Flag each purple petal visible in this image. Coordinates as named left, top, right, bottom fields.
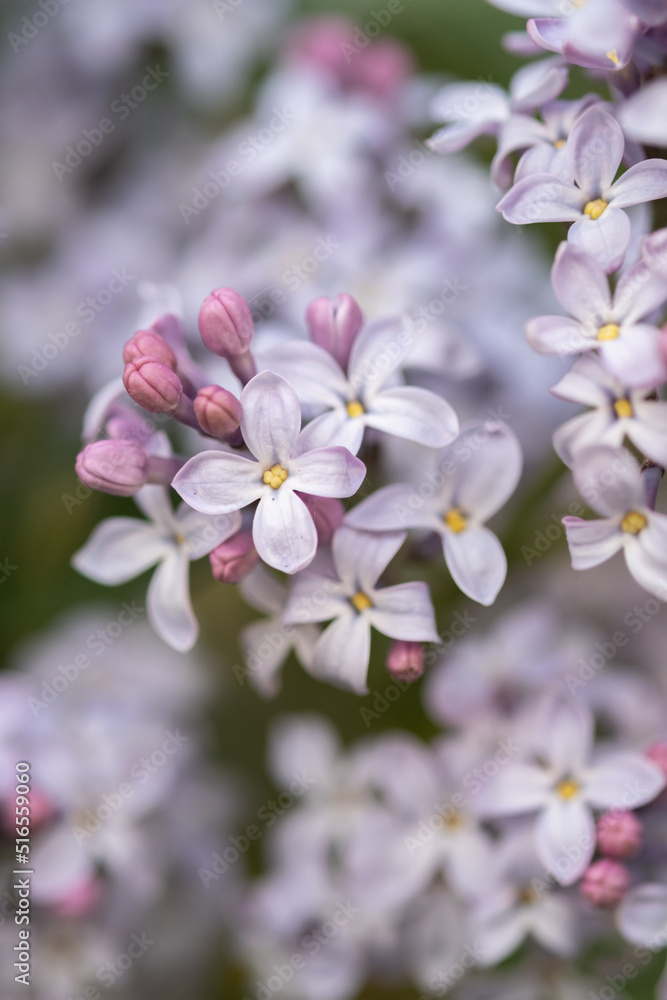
left=283, top=573, right=348, bottom=625
left=628, top=401, right=667, bottom=465
left=258, top=341, right=347, bottom=408
left=551, top=241, right=610, bottom=321
left=348, top=317, right=413, bottom=400
left=600, top=324, right=665, bottom=388
left=567, top=106, right=624, bottom=196
left=624, top=516, right=667, bottom=597
left=527, top=17, right=568, bottom=55
left=610, top=159, right=667, bottom=209
left=253, top=489, right=318, bottom=575
left=368, top=582, right=439, bottom=642
left=550, top=355, right=618, bottom=407
left=553, top=410, right=617, bottom=468
left=572, top=444, right=644, bottom=515
left=72, top=518, right=169, bottom=585
left=312, top=612, right=371, bottom=694
left=526, top=315, right=593, bottom=356
left=619, top=78, right=667, bottom=146
left=614, top=258, right=667, bottom=324
left=509, top=57, right=569, bottom=112
left=497, top=173, right=582, bottom=224
left=364, top=386, right=459, bottom=448
left=288, top=446, right=366, bottom=498
left=584, top=753, right=665, bottom=809
left=172, top=451, right=263, bottom=514
left=563, top=516, right=624, bottom=568
left=450, top=421, right=523, bottom=523
left=296, top=408, right=365, bottom=455
left=443, top=526, right=507, bottom=606
left=333, top=525, right=407, bottom=593
left=345, top=483, right=444, bottom=534
left=567, top=205, right=631, bottom=274
left=240, top=370, right=302, bottom=466
left=176, top=506, right=242, bottom=560
left=430, top=82, right=509, bottom=126
left=147, top=548, right=198, bottom=651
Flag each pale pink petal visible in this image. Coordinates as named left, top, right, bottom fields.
left=600, top=324, right=665, bottom=388
left=497, top=173, right=582, bottom=224
left=348, top=317, right=412, bottom=400
left=571, top=444, right=643, bottom=515
left=443, top=526, right=507, bottom=606
left=172, top=451, right=264, bottom=514
left=288, top=446, right=365, bottom=497
left=568, top=205, right=631, bottom=274
left=526, top=315, right=593, bottom=355
left=333, top=525, right=407, bottom=592
left=177, top=506, right=242, bottom=560
left=368, top=582, right=439, bottom=642
left=364, top=386, right=459, bottom=448
left=253, top=488, right=318, bottom=574
left=583, top=753, right=665, bottom=809
left=346, top=483, right=444, bottom=533
left=610, top=159, right=667, bottom=209
left=240, top=370, right=302, bottom=466
left=564, top=516, right=624, bottom=568
left=550, top=241, right=610, bottom=321
left=567, top=106, right=624, bottom=196
left=147, top=548, right=197, bottom=651
left=296, top=408, right=365, bottom=455
left=312, top=611, right=371, bottom=694
left=535, top=798, right=595, bottom=885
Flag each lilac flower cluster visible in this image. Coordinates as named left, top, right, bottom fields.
left=238, top=604, right=667, bottom=999
left=72, top=283, right=523, bottom=694
left=429, top=0, right=667, bottom=602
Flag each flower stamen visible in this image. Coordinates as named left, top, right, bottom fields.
left=351, top=591, right=372, bottom=612
left=584, top=199, right=608, bottom=220
left=597, top=323, right=620, bottom=341
left=555, top=778, right=580, bottom=800
left=614, top=398, right=633, bottom=419
left=347, top=401, right=364, bottom=418
left=263, top=464, right=289, bottom=489
left=621, top=510, right=647, bottom=535
left=444, top=508, right=467, bottom=533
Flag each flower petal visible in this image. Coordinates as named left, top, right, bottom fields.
left=526, top=315, right=592, bottom=356
left=368, top=582, right=439, bottom=642
left=624, top=517, right=667, bottom=597
left=451, top=421, right=523, bottom=523
left=348, top=317, right=413, bottom=400
left=535, top=799, right=595, bottom=885
left=253, top=488, right=318, bottom=575
left=346, top=483, right=444, bottom=533
left=296, top=408, right=365, bottom=455
left=240, top=370, right=302, bottom=466
left=600, top=323, right=664, bottom=388
left=617, top=883, right=667, bottom=948
left=550, top=241, right=611, bottom=321
left=443, top=526, right=507, bottom=606
left=176, top=505, right=242, bottom=559
left=476, top=763, right=553, bottom=817
left=72, top=518, right=169, bottom=585
left=172, top=451, right=264, bottom=514
left=567, top=205, right=631, bottom=275
left=567, top=106, right=624, bottom=197
left=257, top=341, right=347, bottom=407
left=610, top=159, right=667, bottom=209
left=364, top=386, right=459, bottom=448
left=312, top=612, right=371, bottom=694
left=497, top=174, right=582, bottom=224
left=147, top=548, right=198, bottom=651
left=584, top=753, right=665, bottom=809
left=563, top=515, right=624, bottom=568
left=571, top=444, right=644, bottom=515
left=333, top=525, right=407, bottom=593
left=288, top=446, right=366, bottom=498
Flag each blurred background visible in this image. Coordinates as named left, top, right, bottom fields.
left=2, top=0, right=665, bottom=997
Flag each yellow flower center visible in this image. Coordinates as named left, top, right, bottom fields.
left=263, top=464, right=289, bottom=490
left=351, top=591, right=372, bottom=613
left=518, top=886, right=538, bottom=906
left=347, top=401, right=364, bottom=418
left=621, top=510, right=647, bottom=535
left=584, top=199, right=609, bottom=221
left=444, top=809, right=462, bottom=830
left=607, top=48, right=620, bottom=65
left=444, top=508, right=467, bottom=533
left=597, top=323, right=620, bottom=342
left=555, top=778, right=580, bottom=800
left=614, top=398, right=633, bottom=419
left=554, top=138, right=566, bottom=150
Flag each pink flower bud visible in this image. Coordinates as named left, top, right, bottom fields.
left=123, top=329, right=177, bottom=369
left=306, top=294, right=363, bottom=370
left=647, top=741, right=667, bottom=776
left=76, top=440, right=149, bottom=496
left=2, top=788, right=53, bottom=834
left=194, top=385, right=243, bottom=438
left=210, top=531, right=258, bottom=584
left=198, top=288, right=254, bottom=358
left=54, top=877, right=102, bottom=917
left=285, top=16, right=357, bottom=81
left=348, top=40, right=414, bottom=100
left=387, top=640, right=424, bottom=682
left=299, top=495, right=344, bottom=545
left=597, top=810, right=642, bottom=858
left=581, top=859, right=630, bottom=907
left=123, top=355, right=183, bottom=414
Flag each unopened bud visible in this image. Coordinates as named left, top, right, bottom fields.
left=123, top=329, right=177, bottom=369
left=597, top=810, right=642, bottom=858
left=198, top=288, right=254, bottom=358
left=580, top=859, right=630, bottom=907
left=646, top=741, right=667, bottom=776
left=306, top=293, right=363, bottom=370
left=210, top=531, right=258, bottom=584
left=54, top=878, right=102, bottom=918
left=348, top=40, right=414, bottom=99
left=194, top=385, right=243, bottom=438
left=123, top=355, right=183, bottom=414
left=386, top=640, right=424, bottom=682
left=299, top=495, right=344, bottom=545
left=76, top=440, right=149, bottom=496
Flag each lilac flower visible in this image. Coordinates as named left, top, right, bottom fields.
left=346, top=421, right=523, bottom=606
left=527, top=242, right=667, bottom=386
left=487, top=0, right=642, bottom=70
left=468, top=828, right=577, bottom=964
left=551, top=353, right=667, bottom=467
left=477, top=696, right=665, bottom=884
left=617, top=882, right=667, bottom=950
left=563, top=444, right=667, bottom=597
left=258, top=318, right=459, bottom=456
left=172, top=371, right=366, bottom=575
left=72, top=485, right=240, bottom=651
left=427, top=57, right=568, bottom=173
left=619, top=78, right=667, bottom=148
left=282, top=527, right=438, bottom=694
left=498, top=106, right=667, bottom=273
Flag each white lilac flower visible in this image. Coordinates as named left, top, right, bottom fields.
left=468, top=826, right=577, bottom=965
left=563, top=444, right=667, bottom=597
left=172, top=371, right=366, bottom=575
left=486, top=0, right=643, bottom=70
left=258, top=316, right=459, bottom=456
left=477, top=696, right=665, bottom=884
left=238, top=564, right=321, bottom=697
left=498, top=105, right=667, bottom=273
left=282, top=527, right=438, bottom=694
left=527, top=241, right=667, bottom=387
left=346, top=421, right=523, bottom=606
left=616, top=882, right=667, bottom=998
left=73, top=485, right=240, bottom=651
left=550, top=353, right=667, bottom=467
